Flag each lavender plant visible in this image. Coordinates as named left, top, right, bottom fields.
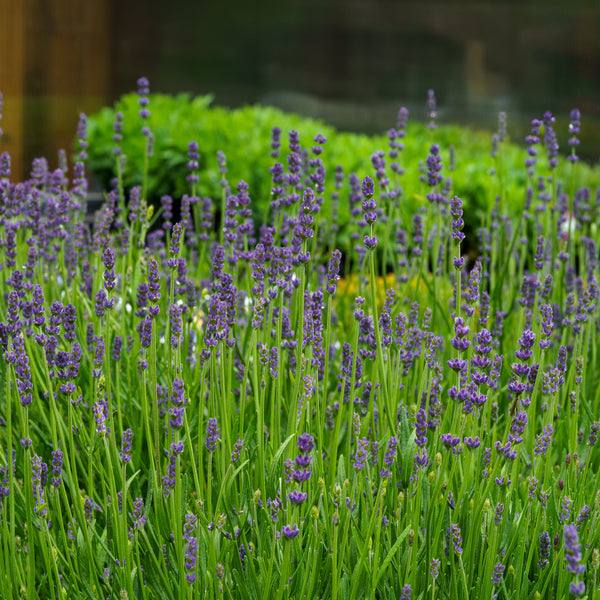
left=0, top=82, right=599, bottom=600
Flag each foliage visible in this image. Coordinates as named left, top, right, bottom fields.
left=0, top=88, right=599, bottom=599
left=86, top=93, right=597, bottom=245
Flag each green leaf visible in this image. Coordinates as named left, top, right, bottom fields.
left=374, top=526, right=411, bottom=587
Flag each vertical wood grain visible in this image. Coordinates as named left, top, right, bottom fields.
left=0, top=0, right=26, bottom=180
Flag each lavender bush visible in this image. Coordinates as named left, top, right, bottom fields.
left=0, top=83, right=599, bottom=600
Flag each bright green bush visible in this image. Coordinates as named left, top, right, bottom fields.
left=87, top=93, right=597, bottom=245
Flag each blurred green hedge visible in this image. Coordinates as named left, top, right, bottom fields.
left=86, top=93, right=597, bottom=241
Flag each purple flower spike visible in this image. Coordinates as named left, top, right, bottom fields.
left=364, top=235, right=378, bottom=250
left=446, top=523, right=463, bottom=555
left=533, top=424, right=553, bottom=456
left=353, top=437, right=369, bottom=471
left=491, top=562, right=505, bottom=585
left=568, top=109, right=580, bottom=163
left=570, top=582, right=586, bottom=596
left=426, top=144, right=443, bottom=203
left=51, top=445, right=63, bottom=487
left=169, top=304, right=183, bottom=348
left=538, top=531, right=551, bottom=568
left=326, top=249, right=342, bottom=295
left=137, top=77, right=151, bottom=135
left=564, top=524, right=586, bottom=575
left=120, top=429, right=133, bottom=464
left=205, top=418, right=220, bottom=451
left=288, top=489, right=308, bottom=505
left=31, top=454, right=47, bottom=518
left=362, top=176, right=375, bottom=199
left=297, top=433, right=315, bottom=454
left=130, top=498, right=146, bottom=530
left=281, top=524, right=300, bottom=539
left=231, top=438, right=243, bottom=463
left=450, top=196, right=465, bottom=243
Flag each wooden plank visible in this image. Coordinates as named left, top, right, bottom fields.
left=0, top=0, right=26, bottom=181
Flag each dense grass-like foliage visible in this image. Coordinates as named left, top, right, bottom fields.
left=1, top=83, right=600, bottom=600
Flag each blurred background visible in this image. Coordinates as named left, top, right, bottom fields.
left=1, top=0, right=599, bottom=181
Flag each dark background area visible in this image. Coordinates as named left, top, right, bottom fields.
left=1, top=0, right=599, bottom=181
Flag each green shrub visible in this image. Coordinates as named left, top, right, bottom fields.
left=87, top=93, right=597, bottom=243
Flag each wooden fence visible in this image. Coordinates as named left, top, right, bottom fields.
left=0, top=0, right=110, bottom=181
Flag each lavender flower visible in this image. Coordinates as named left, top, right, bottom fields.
left=270, top=126, right=281, bottom=158
left=361, top=176, right=378, bottom=250
left=564, top=524, right=586, bottom=576
left=169, top=304, right=183, bottom=348
left=31, top=454, right=47, bottom=518
left=93, top=400, right=109, bottom=437
left=120, top=429, right=133, bottom=464
left=130, top=498, right=146, bottom=530
left=292, top=433, right=314, bottom=483
left=570, top=582, right=586, bottom=596
left=84, top=497, right=101, bottom=523
left=137, top=77, right=151, bottom=136
left=450, top=317, right=470, bottom=352
left=162, top=441, right=184, bottom=497
left=113, top=111, right=123, bottom=155
left=5, top=333, right=33, bottom=406
left=568, top=109, right=580, bottom=163
left=281, top=524, right=300, bottom=539
left=51, top=445, right=63, bottom=487
left=450, top=196, right=465, bottom=243
left=288, top=490, right=308, bottom=505
left=231, top=438, right=243, bottom=463
left=446, top=523, right=463, bottom=555
left=353, top=437, right=369, bottom=471
left=538, top=531, right=551, bottom=567
left=494, top=503, right=504, bottom=525
left=430, top=558, right=440, bottom=579
left=588, top=422, right=599, bottom=445
left=515, top=329, right=536, bottom=361
left=543, top=111, right=559, bottom=170
left=102, top=247, right=117, bottom=291
left=426, top=145, right=443, bottom=203
left=533, top=424, right=553, bottom=456
left=184, top=513, right=198, bottom=583
left=380, top=436, right=397, bottom=478
left=326, top=249, right=342, bottom=295
left=575, top=506, right=591, bottom=530
left=187, top=141, right=200, bottom=186
left=491, top=562, right=505, bottom=585
left=205, top=418, right=220, bottom=451
left=525, top=118, right=542, bottom=175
